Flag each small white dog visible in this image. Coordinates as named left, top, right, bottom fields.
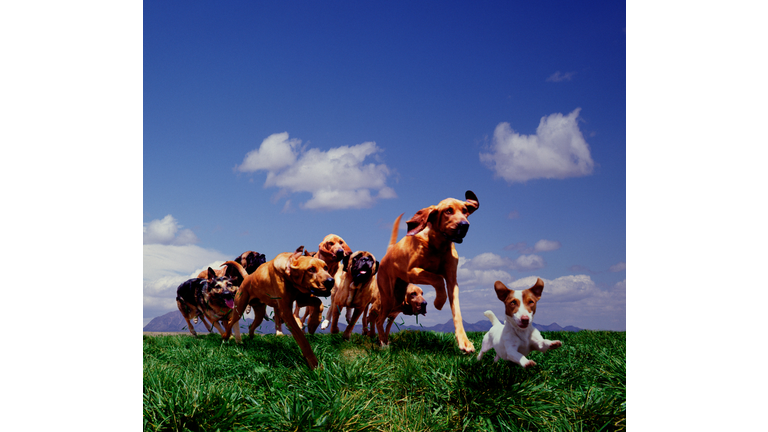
left=477, top=278, right=562, bottom=368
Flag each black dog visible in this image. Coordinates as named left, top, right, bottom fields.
left=176, top=268, right=237, bottom=336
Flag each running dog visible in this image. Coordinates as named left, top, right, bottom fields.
left=367, top=282, right=427, bottom=341
left=278, top=234, right=351, bottom=336
left=221, top=246, right=335, bottom=370
left=322, top=250, right=379, bottom=339
left=477, top=279, right=562, bottom=368
left=176, top=268, right=237, bottom=336
left=375, top=191, right=479, bottom=351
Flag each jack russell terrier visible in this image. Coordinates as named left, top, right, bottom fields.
left=477, top=278, right=562, bottom=368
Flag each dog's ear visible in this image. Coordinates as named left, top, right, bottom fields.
left=342, top=253, right=351, bottom=271
left=207, top=267, right=216, bottom=281
left=528, top=278, right=544, bottom=299
left=286, top=246, right=304, bottom=274
left=373, top=259, right=380, bottom=275
left=407, top=206, right=437, bottom=236
left=494, top=281, right=512, bottom=302
left=465, top=190, right=479, bottom=215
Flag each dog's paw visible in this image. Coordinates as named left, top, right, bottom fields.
left=320, top=319, right=329, bottom=330
left=523, top=360, right=537, bottom=368
left=457, top=337, right=475, bottom=354
left=275, top=330, right=284, bottom=336
left=550, top=340, right=562, bottom=349
left=193, top=317, right=199, bottom=324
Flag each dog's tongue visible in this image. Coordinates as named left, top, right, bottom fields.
left=226, top=299, right=234, bottom=309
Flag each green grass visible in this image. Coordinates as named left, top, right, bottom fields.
left=143, top=330, right=625, bottom=432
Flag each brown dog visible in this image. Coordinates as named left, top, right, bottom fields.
left=375, top=190, right=479, bottom=352
left=367, top=282, right=427, bottom=340
left=176, top=268, right=237, bottom=336
left=276, top=234, right=352, bottom=335
left=221, top=246, right=335, bottom=369
left=323, top=251, right=379, bottom=339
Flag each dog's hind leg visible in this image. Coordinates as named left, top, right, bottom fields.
left=249, top=303, right=267, bottom=337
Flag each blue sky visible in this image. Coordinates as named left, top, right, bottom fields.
left=143, top=1, right=626, bottom=330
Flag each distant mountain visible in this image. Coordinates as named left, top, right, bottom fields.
left=144, top=310, right=581, bottom=334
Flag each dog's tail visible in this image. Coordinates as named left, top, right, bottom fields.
left=389, top=213, right=404, bottom=249
left=484, top=310, right=501, bottom=327
left=222, top=260, right=248, bottom=281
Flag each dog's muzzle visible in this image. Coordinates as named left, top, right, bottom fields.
left=448, top=221, right=470, bottom=243
left=403, top=301, right=428, bottom=316
left=310, top=277, right=335, bottom=297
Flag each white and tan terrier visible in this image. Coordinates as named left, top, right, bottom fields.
left=477, top=278, right=562, bottom=368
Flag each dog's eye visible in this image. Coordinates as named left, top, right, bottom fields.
left=445, top=208, right=454, bottom=215
left=308, top=267, right=317, bottom=273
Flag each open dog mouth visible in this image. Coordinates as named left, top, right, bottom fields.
left=352, top=268, right=371, bottom=284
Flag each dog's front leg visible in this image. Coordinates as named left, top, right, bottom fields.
left=278, top=300, right=319, bottom=370
left=443, top=271, right=474, bottom=353
left=503, top=349, right=536, bottom=368
left=529, top=329, right=562, bottom=353
left=407, top=268, right=447, bottom=309
left=343, top=307, right=365, bottom=340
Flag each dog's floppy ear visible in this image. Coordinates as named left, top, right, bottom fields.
left=493, top=281, right=512, bottom=302
left=342, top=253, right=352, bottom=271
left=286, top=246, right=305, bottom=274
left=528, top=278, right=544, bottom=299
left=373, top=259, right=379, bottom=275
left=465, top=190, right=479, bottom=215
left=407, top=205, right=437, bottom=236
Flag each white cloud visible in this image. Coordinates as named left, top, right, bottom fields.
left=236, top=133, right=397, bottom=210
left=462, top=252, right=545, bottom=272
left=513, top=254, right=545, bottom=271
left=546, top=71, right=577, bottom=82
left=609, top=262, right=626, bottom=272
left=143, top=214, right=198, bottom=245
left=237, top=132, right=300, bottom=172
left=533, top=239, right=561, bottom=252
left=479, top=109, right=595, bottom=183
left=464, top=252, right=513, bottom=270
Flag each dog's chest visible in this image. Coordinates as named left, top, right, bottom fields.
left=501, top=323, right=533, bottom=355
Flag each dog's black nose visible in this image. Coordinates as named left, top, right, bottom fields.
left=335, top=249, right=345, bottom=259
left=457, top=221, right=469, bottom=237
left=420, top=301, right=428, bottom=315
left=323, top=277, right=335, bottom=290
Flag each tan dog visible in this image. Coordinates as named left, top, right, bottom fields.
left=221, top=246, right=335, bottom=370
left=322, top=251, right=379, bottom=339
left=277, top=234, right=352, bottom=335
left=367, top=282, right=427, bottom=340
left=375, top=190, right=479, bottom=352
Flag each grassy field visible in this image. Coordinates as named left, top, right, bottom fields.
left=143, top=329, right=625, bottom=431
